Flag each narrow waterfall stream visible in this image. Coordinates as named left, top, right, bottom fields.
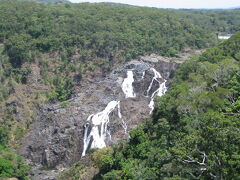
left=81, top=101, right=121, bottom=157
left=148, top=80, right=167, bottom=114
left=147, top=68, right=167, bottom=114
left=121, top=70, right=136, bottom=98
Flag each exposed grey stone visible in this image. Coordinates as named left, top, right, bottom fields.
left=18, top=57, right=181, bottom=180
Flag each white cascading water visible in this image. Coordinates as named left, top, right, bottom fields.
left=81, top=101, right=121, bottom=157
left=141, top=71, right=145, bottom=79
left=121, top=70, right=136, bottom=98
left=146, top=68, right=167, bottom=114
left=82, top=66, right=167, bottom=156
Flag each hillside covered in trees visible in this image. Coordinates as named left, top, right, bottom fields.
left=17, top=0, right=70, bottom=3
left=88, top=33, right=240, bottom=180
left=0, top=0, right=240, bottom=179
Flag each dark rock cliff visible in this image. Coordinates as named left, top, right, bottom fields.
left=18, top=55, right=181, bottom=180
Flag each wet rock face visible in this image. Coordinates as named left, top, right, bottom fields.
left=18, top=58, right=180, bottom=179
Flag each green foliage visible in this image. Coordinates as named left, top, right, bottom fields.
left=0, top=126, right=8, bottom=147
left=59, top=161, right=90, bottom=180
left=47, top=73, right=73, bottom=101
left=1, top=1, right=240, bottom=179
left=36, top=0, right=70, bottom=3
left=92, top=147, right=114, bottom=171
left=173, top=9, right=240, bottom=34
left=97, top=33, right=240, bottom=179
left=13, top=67, right=31, bottom=84
left=101, top=170, right=122, bottom=180
left=4, top=34, right=34, bottom=68
left=60, top=101, right=70, bottom=108
left=0, top=149, right=30, bottom=179
left=1, top=0, right=240, bottom=104
left=0, top=0, right=216, bottom=68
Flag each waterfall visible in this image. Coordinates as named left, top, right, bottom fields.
left=117, top=102, right=122, bottom=119
left=141, top=71, right=145, bottom=79
left=82, top=66, right=168, bottom=157
left=81, top=101, right=121, bottom=157
left=146, top=68, right=167, bottom=114
left=121, top=70, right=136, bottom=98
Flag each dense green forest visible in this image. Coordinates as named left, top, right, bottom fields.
left=0, top=1, right=240, bottom=104
left=36, top=0, right=70, bottom=2
left=174, top=9, right=240, bottom=34
left=1, top=0, right=240, bottom=104
left=0, top=0, right=240, bottom=179
left=0, top=0, right=219, bottom=104
left=89, top=33, right=240, bottom=180
left=17, top=0, right=70, bottom=3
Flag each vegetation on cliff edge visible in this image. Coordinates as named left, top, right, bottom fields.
left=92, top=33, right=240, bottom=179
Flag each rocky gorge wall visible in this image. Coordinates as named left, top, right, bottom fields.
left=18, top=55, right=181, bottom=180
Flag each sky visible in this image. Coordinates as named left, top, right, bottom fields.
left=69, top=0, right=240, bottom=9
